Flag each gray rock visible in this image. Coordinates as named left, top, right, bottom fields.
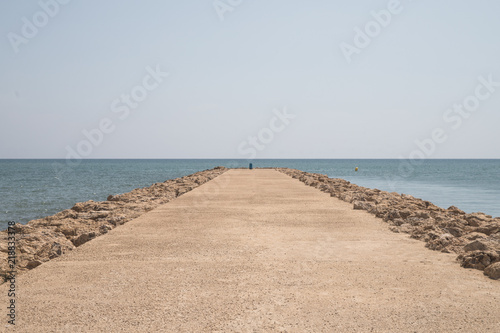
left=463, top=240, right=489, bottom=252
left=465, top=232, right=488, bottom=241
left=353, top=201, right=374, bottom=211
left=26, top=260, right=42, bottom=269
left=475, top=223, right=500, bottom=236
left=72, top=232, right=97, bottom=247
left=444, top=227, right=462, bottom=237
left=484, top=262, right=500, bottom=280
left=448, top=206, right=466, bottom=215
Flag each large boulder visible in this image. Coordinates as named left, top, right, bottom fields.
left=463, top=240, right=490, bottom=252
left=475, top=223, right=500, bottom=236
left=484, top=262, right=500, bottom=280
left=353, top=201, right=375, bottom=212
left=459, top=251, right=500, bottom=270
left=465, top=232, right=488, bottom=241
left=72, top=231, right=97, bottom=247
left=447, top=206, right=466, bottom=215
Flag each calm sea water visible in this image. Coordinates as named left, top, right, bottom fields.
left=1, top=159, right=499, bottom=230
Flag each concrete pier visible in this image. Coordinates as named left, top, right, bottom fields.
left=2, top=169, right=500, bottom=332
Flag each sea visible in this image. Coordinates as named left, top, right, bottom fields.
left=1, top=159, right=499, bottom=230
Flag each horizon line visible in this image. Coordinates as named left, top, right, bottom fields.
left=1, top=158, right=500, bottom=160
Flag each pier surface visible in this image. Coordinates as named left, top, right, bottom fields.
left=3, top=169, right=500, bottom=332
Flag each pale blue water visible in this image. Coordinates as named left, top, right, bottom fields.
left=1, top=159, right=499, bottom=230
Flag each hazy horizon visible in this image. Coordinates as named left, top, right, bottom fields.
left=1, top=1, right=499, bottom=159
left=0, top=157, right=500, bottom=162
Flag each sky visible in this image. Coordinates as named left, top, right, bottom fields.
left=1, top=0, right=499, bottom=159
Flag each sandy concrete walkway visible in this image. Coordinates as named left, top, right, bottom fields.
left=2, top=169, right=500, bottom=332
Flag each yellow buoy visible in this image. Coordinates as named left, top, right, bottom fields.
left=355, top=167, right=358, bottom=172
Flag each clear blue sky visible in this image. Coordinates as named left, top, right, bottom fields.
left=1, top=0, right=499, bottom=158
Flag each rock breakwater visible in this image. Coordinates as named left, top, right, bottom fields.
left=276, top=168, right=500, bottom=280
left=0, top=167, right=227, bottom=281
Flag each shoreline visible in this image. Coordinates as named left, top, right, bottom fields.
left=0, top=167, right=227, bottom=280
left=276, top=168, right=500, bottom=279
